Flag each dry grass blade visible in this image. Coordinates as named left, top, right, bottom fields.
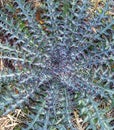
left=0, top=52, right=4, bottom=71
left=73, top=110, right=87, bottom=130
left=0, top=109, right=26, bottom=130
left=0, top=0, right=3, bottom=6
left=108, top=11, right=114, bottom=16
left=0, top=0, right=12, bottom=7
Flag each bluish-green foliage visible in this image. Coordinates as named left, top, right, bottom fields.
left=0, top=0, right=114, bottom=129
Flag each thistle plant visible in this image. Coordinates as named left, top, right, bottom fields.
left=0, top=0, right=114, bottom=129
